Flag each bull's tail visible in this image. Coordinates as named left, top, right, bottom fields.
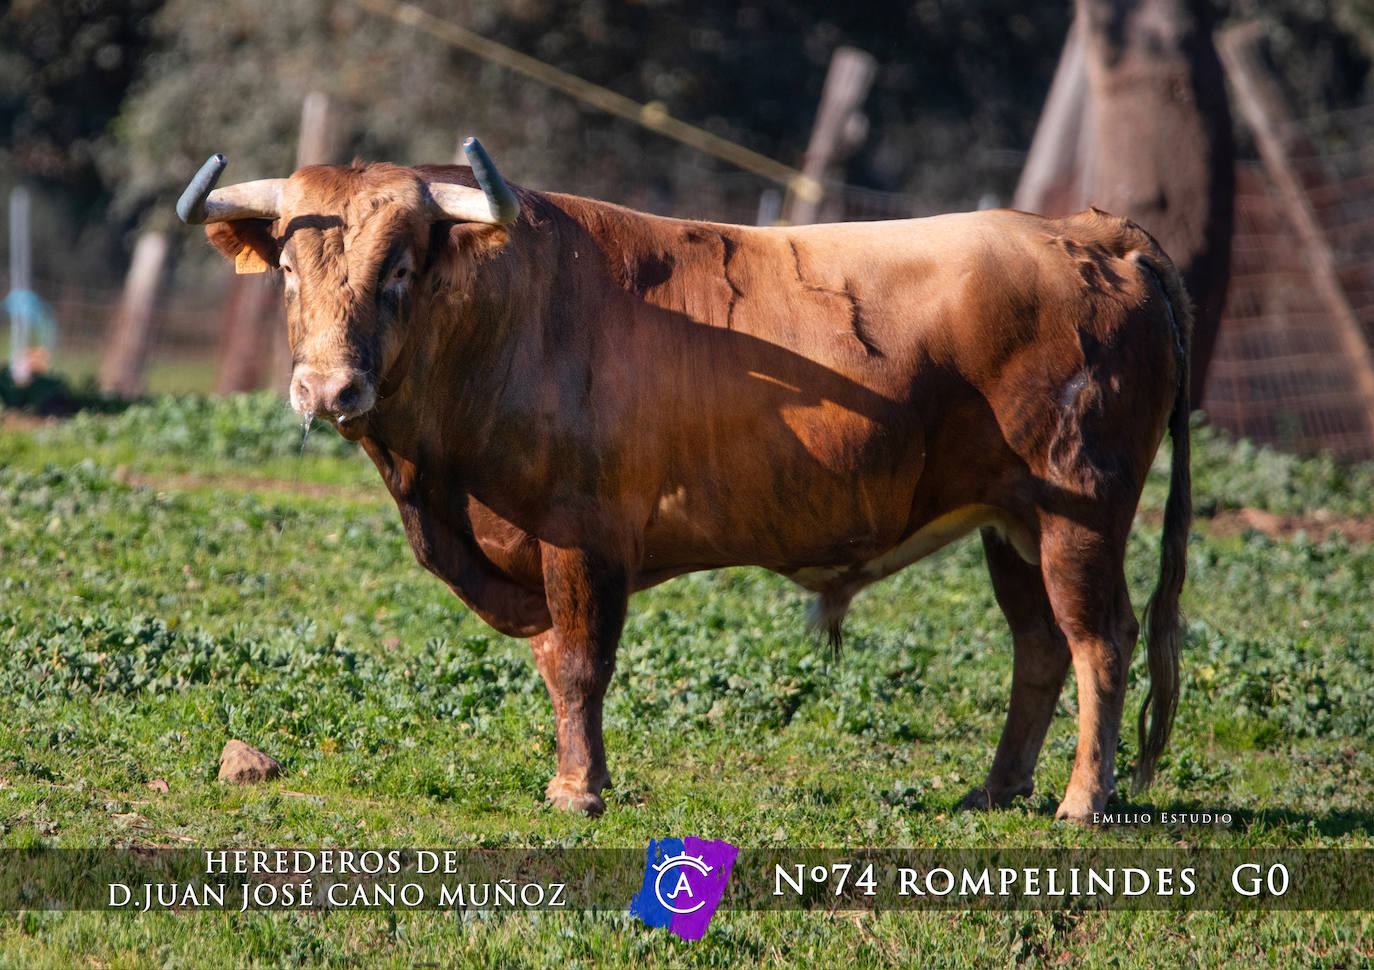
left=1132, top=251, right=1193, bottom=793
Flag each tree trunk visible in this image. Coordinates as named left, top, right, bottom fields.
left=1076, top=0, right=1234, bottom=405
left=100, top=231, right=169, bottom=398
left=1036, top=0, right=1235, bottom=406
left=214, top=274, right=279, bottom=396
left=785, top=46, right=876, bottom=226
left=1014, top=21, right=1090, bottom=217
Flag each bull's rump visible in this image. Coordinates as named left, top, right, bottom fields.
left=624, top=207, right=1179, bottom=579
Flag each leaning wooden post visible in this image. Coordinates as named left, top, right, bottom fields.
left=1219, top=23, right=1374, bottom=435
left=785, top=46, right=876, bottom=225
left=1013, top=20, right=1089, bottom=214
left=100, top=231, right=169, bottom=398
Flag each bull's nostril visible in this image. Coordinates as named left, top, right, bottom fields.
left=334, top=380, right=361, bottom=413
left=290, top=368, right=328, bottom=418
left=291, top=379, right=314, bottom=415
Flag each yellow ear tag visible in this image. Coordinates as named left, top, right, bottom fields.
left=235, top=247, right=272, bottom=275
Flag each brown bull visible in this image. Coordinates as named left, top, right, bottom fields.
left=177, top=139, right=1191, bottom=822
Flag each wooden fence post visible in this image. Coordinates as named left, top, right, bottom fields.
left=1013, top=20, right=1088, bottom=215
left=99, top=231, right=169, bottom=398
left=785, top=46, right=876, bottom=225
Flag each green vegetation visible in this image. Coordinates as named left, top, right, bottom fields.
left=0, top=394, right=1372, bottom=966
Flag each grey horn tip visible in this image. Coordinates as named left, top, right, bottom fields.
left=176, top=153, right=228, bottom=225
left=461, top=137, right=520, bottom=224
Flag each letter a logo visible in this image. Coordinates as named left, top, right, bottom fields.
left=668, top=870, right=695, bottom=902
left=629, top=837, right=739, bottom=941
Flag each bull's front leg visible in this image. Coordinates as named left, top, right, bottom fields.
left=530, top=544, right=628, bottom=816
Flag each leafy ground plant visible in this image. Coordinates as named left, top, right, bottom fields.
left=0, top=394, right=1371, bottom=966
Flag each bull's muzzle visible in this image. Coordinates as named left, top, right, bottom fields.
left=290, top=367, right=377, bottom=428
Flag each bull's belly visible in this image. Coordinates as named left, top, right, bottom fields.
left=786, top=503, right=1038, bottom=594
left=637, top=502, right=1037, bottom=594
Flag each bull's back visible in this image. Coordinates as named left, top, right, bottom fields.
left=621, top=206, right=1180, bottom=575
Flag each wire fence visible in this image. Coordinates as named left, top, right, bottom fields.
left=17, top=277, right=226, bottom=357
left=1204, top=103, right=1374, bottom=460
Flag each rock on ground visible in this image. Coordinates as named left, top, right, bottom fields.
left=218, top=740, right=283, bottom=784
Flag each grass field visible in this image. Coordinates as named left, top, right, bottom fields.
left=0, top=388, right=1372, bottom=967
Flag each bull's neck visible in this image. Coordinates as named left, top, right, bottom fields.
left=361, top=194, right=687, bottom=537
left=362, top=209, right=572, bottom=491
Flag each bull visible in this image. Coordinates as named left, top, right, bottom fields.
left=177, top=138, right=1191, bottom=821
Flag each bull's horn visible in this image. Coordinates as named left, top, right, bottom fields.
left=425, top=137, right=520, bottom=225
left=176, top=154, right=285, bottom=225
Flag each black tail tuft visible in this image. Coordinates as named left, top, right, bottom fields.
left=1132, top=253, right=1193, bottom=793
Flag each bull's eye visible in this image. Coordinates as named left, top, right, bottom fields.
left=280, top=261, right=294, bottom=276
left=392, top=266, right=408, bottom=282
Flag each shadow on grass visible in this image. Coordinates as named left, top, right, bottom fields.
left=972, top=792, right=1374, bottom=838
left=1, top=368, right=134, bottom=417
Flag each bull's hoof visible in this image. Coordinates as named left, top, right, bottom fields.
left=1054, top=805, right=1095, bottom=825
left=959, top=787, right=996, bottom=812
left=1054, top=789, right=1113, bottom=824
left=959, top=783, right=1031, bottom=812
left=545, top=779, right=607, bottom=817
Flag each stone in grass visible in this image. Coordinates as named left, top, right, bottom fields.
left=218, top=741, right=283, bottom=784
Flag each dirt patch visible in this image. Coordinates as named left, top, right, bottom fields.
left=116, top=469, right=382, bottom=502
left=1, top=412, right=61, bottom=433
left=1202, top=507, right=1374, bottom=543
left=1141, top=505, right=1374, bottom=543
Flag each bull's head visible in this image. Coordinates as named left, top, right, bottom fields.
left=176, top=138, right=519, bottom=435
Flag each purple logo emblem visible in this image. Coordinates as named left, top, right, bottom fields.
left=629, top=837, right=739, bottom=940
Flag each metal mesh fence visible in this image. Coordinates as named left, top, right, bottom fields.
left=1204, top=104, right=1374, bottom=460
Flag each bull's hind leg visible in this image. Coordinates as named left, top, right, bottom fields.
left=962, top=528, right=1071, bottom=811
left=530, top=545, right=628, bottom=817
left=1037, top=518, right=1140, bottom=822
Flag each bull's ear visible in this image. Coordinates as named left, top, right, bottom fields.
left=206, top=219, right=280, bottom=275
left=437, top=221, right=509, bottom=259
left=428, top=222, right=510, bottom=286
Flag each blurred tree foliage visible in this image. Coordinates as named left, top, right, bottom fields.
left=1340, top=0, right=1374, bottom=53
left=1, top=0, right=163, bottom=281
left=1230, top=0, right=1372, bottom=118
left=103, top=0, right=1072, bottom=227
left=1, top=0, right=1371, bottom=291
left=1, top=0, right=157, bottom=183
